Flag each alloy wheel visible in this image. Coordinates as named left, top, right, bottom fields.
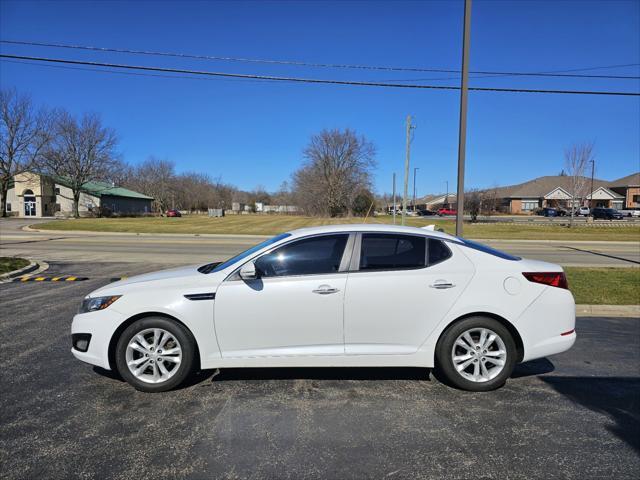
left=450, top=327, right=507, bottom=383
left=125, top=328, right=183, bottom=384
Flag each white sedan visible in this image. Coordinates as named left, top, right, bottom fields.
left=71, top=224, right=576, bottom=392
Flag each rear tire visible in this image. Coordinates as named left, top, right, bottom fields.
left=115, top=316, right=197, bottom=393
left=435, top=316, right=517, bottom=392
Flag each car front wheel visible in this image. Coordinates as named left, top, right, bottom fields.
left=115, top=316, right=197, bottom=392
left=435, top=316, right=517, bottom=391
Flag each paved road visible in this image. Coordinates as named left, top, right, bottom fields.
left=0, top=261, right=638, bottom=479
left=1, top=218, right=638, bottom=266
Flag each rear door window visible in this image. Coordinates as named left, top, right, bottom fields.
left=359, top=234, right=426, bottom=271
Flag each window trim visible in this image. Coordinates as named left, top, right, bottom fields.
left=353, top=232, right=430, bottom=273
left=227, top=232, right=355, bottom=281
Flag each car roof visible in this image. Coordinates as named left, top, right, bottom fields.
left=285, top=223, right=459, bottom=241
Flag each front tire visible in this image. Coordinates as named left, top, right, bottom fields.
left=115, top=317, right=197, bottom=392
left=435, top=316, right=517, bottom=391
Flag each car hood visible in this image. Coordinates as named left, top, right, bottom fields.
left=89, top=264, right=225, bottom=296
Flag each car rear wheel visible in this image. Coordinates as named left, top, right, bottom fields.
left=115, top=317, right=197, bottom=392
left=435, top=316, right=517, bottom=391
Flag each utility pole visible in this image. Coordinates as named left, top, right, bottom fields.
left=392, top=172, right=397, bottom=225
left=402, top=115, right=415, bottom=225
left=455, top=0, right=472, bottom=237
left=589, top=159, right=595, bottom=210
left=412, top=167, right=420, bottom=212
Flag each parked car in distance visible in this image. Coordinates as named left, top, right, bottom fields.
left=418, top=209, right=438, bottom=216
left=71, top=224, right=576, bottom=393
left=592, top=207, right=624, bottom=220
left=166, top=209, right=182, bottom=217
left=576, top=206, right=590, bottom=216
left=619, top=209, right=640, bottom=218
left=538, top=207, right=558, bottom=217
left=437, top=207, right=457, bottom=216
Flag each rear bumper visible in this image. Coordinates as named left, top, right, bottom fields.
left=516, top=287, right=576, bottom=362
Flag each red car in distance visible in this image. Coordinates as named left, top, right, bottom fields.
left=166, top=209, right=182, bottom=217
left=437, top=208, right=457, bottom=216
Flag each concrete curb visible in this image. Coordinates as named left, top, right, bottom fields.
left=0, top=259, right=49, bottom=283
left=576, top=304, right=640, bottom=318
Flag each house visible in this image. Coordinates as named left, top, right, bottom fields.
left=3, top=172, right=153, bottom=218
left=492, top=175, right=626, bottom=214
left=608, top=172, right=640, bottom=209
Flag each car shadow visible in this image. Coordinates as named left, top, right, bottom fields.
left=511, top=358, right=555, bottom=378
left=539, top=376, right=640, bottom=453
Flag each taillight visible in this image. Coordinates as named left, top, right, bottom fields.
left=522, top=272, right=569, bottom=290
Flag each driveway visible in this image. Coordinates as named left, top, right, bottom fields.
left=0, top=261, right=638, bottom=479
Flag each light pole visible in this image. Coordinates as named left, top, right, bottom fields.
left=392, top=172, right=397, bottom=225
left=589, top=159, right=595, bottom=210
left=444, top=180, right=449, bottom=207
left=413, top=167, right=419, bottom=212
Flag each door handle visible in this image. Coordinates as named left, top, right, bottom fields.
left=312, top=285, right=340, bottom=295
left=430, top=280, right=455, bottom=289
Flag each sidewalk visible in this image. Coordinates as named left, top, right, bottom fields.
left=576, top=304, right=640, bottom=317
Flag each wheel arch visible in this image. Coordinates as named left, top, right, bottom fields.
left=435, top=311, right=524, bottom=363
left=107, top=312, right=202, bottom=371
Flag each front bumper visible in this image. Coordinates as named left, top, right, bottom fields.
left=71, top=308, right=125, bottom=370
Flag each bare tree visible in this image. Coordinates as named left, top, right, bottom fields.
left=564, top=143, right=594, bottom=227
left=465, top=189, right=482, bottom=222
left=0, top=89, right=52, bottom=216
left=293, top=128, right=376, bottom=217
left=43, top=111, right=118, bottom=218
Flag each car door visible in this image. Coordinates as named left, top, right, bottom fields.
left=343, top=233, right=474, bottom=355
left=214, top=233, right=352, bottom=358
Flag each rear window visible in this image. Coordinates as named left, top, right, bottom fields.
left=459, top=239, right=520, bottom=261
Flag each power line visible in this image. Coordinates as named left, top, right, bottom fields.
left=2, top=39, right=639, bottom=80
left=1, top=54, right=639, bottom=96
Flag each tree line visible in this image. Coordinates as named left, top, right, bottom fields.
left=1, top=88, right=376, bottom=218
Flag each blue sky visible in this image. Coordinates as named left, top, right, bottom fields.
left=1, top=0, right=638, bottom=196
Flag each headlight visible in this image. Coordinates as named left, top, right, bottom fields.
left=79, top=295, right=121, bottom=313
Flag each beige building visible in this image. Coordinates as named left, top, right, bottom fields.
left=3, top=172, right=153, bottom=218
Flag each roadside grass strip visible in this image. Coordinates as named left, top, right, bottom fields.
left=15, top=275, right=88, bottom=282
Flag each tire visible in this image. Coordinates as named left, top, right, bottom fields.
left=115, top=316, right=197, bottom=393
left=435, top=316, right=517, bottom=392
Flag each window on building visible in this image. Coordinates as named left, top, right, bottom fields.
left=6, top=203, right=11, bottom=212
left=54, top=187, right=60, bottom=195
left=521, top=200, right=538, bottom=211
left=633, top=195, right=640, bottom=204
left=55, top=204, right=61, bottom=212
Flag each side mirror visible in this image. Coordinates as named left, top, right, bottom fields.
left=239, top=261, right=258, bottom=280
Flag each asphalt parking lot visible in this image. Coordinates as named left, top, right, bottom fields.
left=1, top=261, right=639, bottom=480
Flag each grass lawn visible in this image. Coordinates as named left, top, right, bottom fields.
left=565, top=267, right=640, bottom=305
left=0, top=257, right=29, bottom=275
left=36, top=215, right=640, bottom=241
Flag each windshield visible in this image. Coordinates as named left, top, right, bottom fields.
left=201, top=233, right=291, bottom=274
